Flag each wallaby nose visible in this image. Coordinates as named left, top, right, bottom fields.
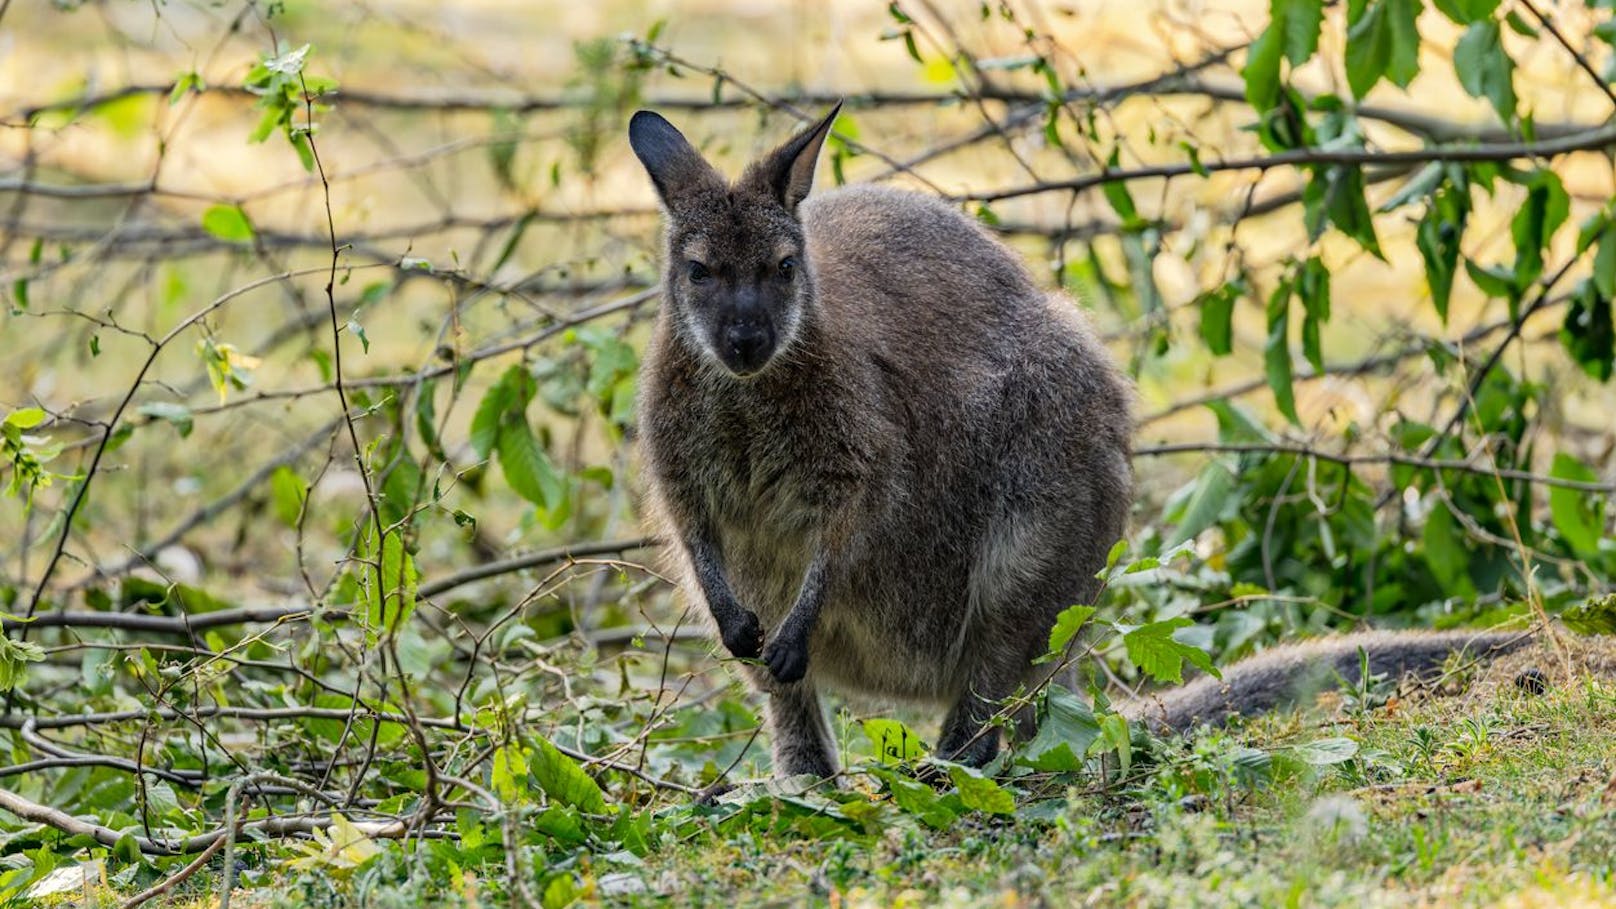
left=722, top=322, right=774, bottom=374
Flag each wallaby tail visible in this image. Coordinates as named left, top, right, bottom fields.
left=1119, top=628, right=1537, bottom=734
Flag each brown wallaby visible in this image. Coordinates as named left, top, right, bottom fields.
left=626, top=105, right=1531, bottom=779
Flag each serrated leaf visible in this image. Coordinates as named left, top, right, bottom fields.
left=1563, top=594, right=1616, bottom=636
left=1043, top=604, right=1097, bottom=662
left=1431, top=0, right=1499, bottom=23
left=947, top=765, right=1015, bottom=815
left=1018, top=685, right=1101, bottom=772
left=1510, top=169, right=1570, bottom=288
left=1123, top=617, right=1219, bottom=684
left=469, top=377, right=512, bottom=461
left=875, top=769, right=956, bottom=829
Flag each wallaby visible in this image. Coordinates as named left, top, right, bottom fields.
left=626, top=105, right=1531, bottom=779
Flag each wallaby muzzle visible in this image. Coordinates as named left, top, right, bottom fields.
left=718, top=319, right=776, bottom=376
left=712, top=290, right=779, bottom=377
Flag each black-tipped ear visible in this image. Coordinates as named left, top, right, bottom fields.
left=628, top=110, right=721, bottom=204
left=747, top=101, right=843, bottom=213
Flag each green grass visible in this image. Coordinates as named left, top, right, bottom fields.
left=13, top=640, right=1616, bottom=908
left=601, top=645, right=1616, bottom=908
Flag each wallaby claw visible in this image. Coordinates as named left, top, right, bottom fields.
left=762, top=632, right=809, bottom=683
left=720, top=609, right=765, bottom=660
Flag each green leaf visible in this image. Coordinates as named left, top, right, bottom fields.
left=862, top=718, right=928, bottom=763
left=1167, top=459, right=1237, bottom=547
left=1323, top=164, right=1384, bottom=257
left=4, top=408, right=47, bottom=429
left=1593, top=223, right=1616, bottom=300
left=947, top=765, right=1015, bottom=815
left=1278, top=0, right=1324, bottom=64
left=1416, top=200, right=1464, bottom=322
left=1291, top=736, right=1359, bottom=765
left=269, top=465, right=306, bottom=528
left=1549, top=452, right=1605, bottom=557
left=1509, top=169, right=1570, bottom=289
left=1465, top=259, right=1519, bottom=299
left=1297, top=257, right=1332, bottom=373
left=1264, top=281, right=1300, bottom=425
left=1454, top=20, right=1517, bottom=122
left=1431, top=0, right=1499, bottom=24
left=0, top=634, right=46, bottom=690
left=491, top=743, right=529, bottom=802
left=200, top=205, right=254, bottom=243
left=529, top=738, right=607, bottom=813
left=1042, top=604, right=1097, bottom=662
left=1378, top=162, right=1445, bottom=213
left=1197, top=281, right=1240, bottom=356
left=874, top=769, right=956, bottom=829
left=1383, top=0, right=1423, bottom=88
left=1018, top=685, right=1101, bottom=772
left=498, top=421, right=564, bottom=511
left=1344, top=0, right=1392, bottom=98
left=1242, top=12, right=1286, bottom=111
left=367, top=530, right=417, bottom=637
left=1422, top=501, right=1471, bottom=592
left=1123, top=617, right=1218, bottom=684
left=1562, top=280, right=1615, bottom=382
left=1563, top=594, right=1616, bottom=636
left=136, top=401, right=193, bottom=437
left=469, top=376, right=513, bottom=461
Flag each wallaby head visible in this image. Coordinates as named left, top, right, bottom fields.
left=627, top=103, right=842, bottom=378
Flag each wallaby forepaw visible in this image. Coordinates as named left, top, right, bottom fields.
left=720, top=609, right=765, bottom=660
left=761, top=633, right=809, bottom=683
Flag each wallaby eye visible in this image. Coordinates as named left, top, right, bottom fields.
left=687, top=261, right=711, bottom=284
left=778, top=256, right=797, bottom=279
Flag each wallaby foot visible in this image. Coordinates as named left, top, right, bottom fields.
left=766, top=684, right=838, bottom=779
left=718, top=608, right=765, bottom=660
left=938, top=650, right=1041, bottom=766
left=761, top=624, right=811, bottom=683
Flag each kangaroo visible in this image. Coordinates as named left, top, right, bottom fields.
left=626, top=105, right=1531, bottom=780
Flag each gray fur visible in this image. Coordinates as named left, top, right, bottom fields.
left=1121, top=628, right=1534, bottom=734
left=630, top=108, right=1133, bottom=777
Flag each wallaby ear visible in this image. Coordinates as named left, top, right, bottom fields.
left=628, top=110, right=721, bottom=204
left=746, top=102, right=843, bottom=214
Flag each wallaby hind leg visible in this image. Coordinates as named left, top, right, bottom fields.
left=766, top=683, right=838, bottom=779
left=937, top=644, right=1038, bottom=767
